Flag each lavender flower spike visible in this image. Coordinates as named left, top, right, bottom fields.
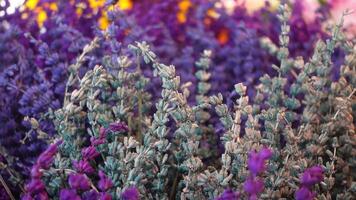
left=60, top=189, right=81, bottom=200
left=247, top=147, right=273, bottom=176
left=216, top=189, right=240, bottom=200
left=98, top=170, right=113, bottom=192
left=68, top=173, right=91, bottom=191
left=301, top=166, right=324, bottom=187
left=121, top=186, right=139, bottom=200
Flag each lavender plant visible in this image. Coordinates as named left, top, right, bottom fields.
left=0, top=0, right=342, bottom=174
left=18, top=4, right=355, bottom=200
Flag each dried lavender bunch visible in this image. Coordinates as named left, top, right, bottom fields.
left=20, top=4, right=355, bottom=200
left=0, top=0, right=343, bottom=178
left=0, top=10, right=107, bottom=198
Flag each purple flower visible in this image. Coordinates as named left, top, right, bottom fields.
left=37, top=192, right=49, bottom=200
left=73, top=160, right=94, bottom=174
left=216, top=189, right=240, bottom=200
left=107, top=122, right=129, bottom=133
left=30, top=165, right=42, bottom=178
left=81, top=146, right=100, bottom=160
left=99, top=127, right=107, bottom=137
left=60, top=189, right=81, bottom=200
left=21, top=194, right=34, bottom=200
left=244, top=178, right=264, bottom=198
left=301, top=166, right=324, bottom=187
left=82, top=190, right=99, bottom=200
left=25, top=179, right=45, bottom=194
left=247, top=148, right=272, bottom=176
left=68, top=173, right=91, bottom=190
left=36, top=140, right=62, bottom=169
left=99, top=192, right=112, bottom=200
left=36, top=153, right=55, bottom=170
left=90, top=136, right=106, bottom=146
left=295, top=166, right=324, bottom=200
left=295, top=187, right=315, bottom=200
left=98, top=170, right=113, bottom=192
left=121, top=186, right=139, bottom=200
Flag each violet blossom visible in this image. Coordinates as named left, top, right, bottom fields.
left=60, top=189, right=81, bottom=200
left=24, top=179, right=46, bottom=194
left=36, top=140, right=62, bottom=169
left=295, top=186, right=315, bottom=200
left=82, top=190, right=99, bottom=200
left=107, top=122, right=129, bottom=133
left=121, top=186, right=139, bottom=200
left=81, top=146, right=100, bottom=160
left=73, top=160, right=95, bottom=174
left=68, top=173, right=91, bottom=191
left=295, top=166, right=324, bottom=200
left=99, top=193, right=112, bottom=200
left=215, top=188, right=240, bottom=200
left=301, top=166, right=324, bottom=187
left=247, top=147, right=272, bottom=176
left=98, top=170, right=113, bottom=192
left=243, top=178, right=264, bottom=200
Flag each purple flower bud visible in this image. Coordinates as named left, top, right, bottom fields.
left=216, top=188, right=240, bottom=200
left=47, top=140, right=63, bottom=154
left=121, top=186, right=139, bottom=200
left=35, top=192, right=49, bottom=200
left=295, top=187, right=315, bottom=200
left=30, top=165, right=42, bottom=178
left=68, top=173, right=91, bottom=191
left=22, top=192, right=49, bottom=200
left=37, top=153, right=54, bottom=170
left=301, top=166, right=324, bottom=187
left=73, top=160, right=94, bottom=174
left=99, top=192, right=112, bottom=200
left=90, top=137, right=106, bottom=146
left=90, top=127, right=109, bottom=146
left=107, top=122, right=129, bottom=133
left=22, top=194, right=34, bottom=200
left=81, top=146, right=100, bottom=160
left=243, top=178, right=264, bottom=198
left=259, top=148, right=273, bottom=160
left=60, top=189, right=81, bottom=200
left=82, top=190, right=99, bottom=200
left=98, top=170, right=113, bottom=192
left=25, top=179, right=46, bottom=194
left=99, top=127, right=107, bottom=138
left=247, top=148, right=272, bottom=176
left=36, top=140, right=62, bottom=169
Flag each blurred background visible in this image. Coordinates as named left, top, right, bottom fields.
left=3, top=0, right=356, bottom=33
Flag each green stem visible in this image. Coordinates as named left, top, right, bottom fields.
left=0, top=174, right=15, bottom=200
left=169, top=171, right=179, bottom=200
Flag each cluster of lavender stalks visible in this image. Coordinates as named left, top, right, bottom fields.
left=0, top=3, right=355, bottom=200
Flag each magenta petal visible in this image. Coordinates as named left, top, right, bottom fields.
left=301, top=166, right=324, bottom=187
left=215, top=188, right=240, bottom=200
left=295, top=187, right=315, bottom=200
left=259, top=148, right=272, bottom=160
left=244, top=178, right=264, bottom=195
left=122, top=186, right=139, bottom=200
left=25, top=179, right=45, bottom=194
left=30, top=165, right=42, bottom=178
left=99, top=193, right=112, bottom=200
left=68, top=173, right=91, bottom=190
left=60, top=189, right=81, bottom=200
left=81, top=146, right=100, bottom=160
left=98, top=170, right=113, bottom=192
left=73, top=160, right=94, bottom=174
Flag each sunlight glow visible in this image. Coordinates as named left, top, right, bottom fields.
left=7, top=0, right=25, bottom=14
